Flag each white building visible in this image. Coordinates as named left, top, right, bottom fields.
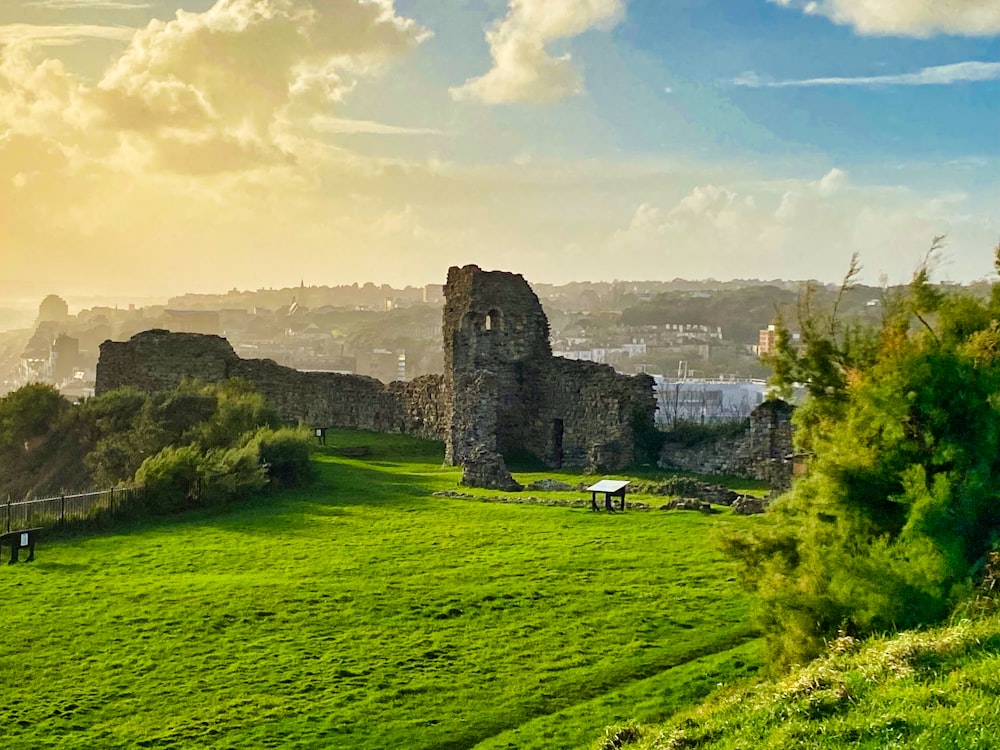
left=652, top=376, right=769, bottom=425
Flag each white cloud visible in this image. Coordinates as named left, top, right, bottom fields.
left=768, top=0, right=1000, bottom=37
left=309, top=115, right=442, bottom=136
left=86, top=0, right=429, bottom=171
left=0, top=1, right=995, bottom=296
left=0, top=0, right=441, bottom=292
left=0, top=23, right=135, bottom=47
left=733, top=61, right=1000, bottom=88
left=451, top=0, right=624, bottom=105
left=25, top=1, right=151, bottom=9
left=608, top=169, right=995, bottom=282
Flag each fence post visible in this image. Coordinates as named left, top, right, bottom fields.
left=61, top=493, right=66, bottom=524
left=5, top=495, right=9, bottom=534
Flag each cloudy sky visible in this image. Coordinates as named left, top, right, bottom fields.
left=1, top=0, right=997, bottom=298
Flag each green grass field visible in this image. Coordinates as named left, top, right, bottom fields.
left=2, top=431, right=762, bottom=749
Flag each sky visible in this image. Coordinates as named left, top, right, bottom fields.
left=0, top=0, right=997, bottom=300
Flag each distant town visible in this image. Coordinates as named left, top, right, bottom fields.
left=1, top=274, right=906, bottom=425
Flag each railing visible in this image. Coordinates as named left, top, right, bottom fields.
left=4, top=487, right=143, bottom=533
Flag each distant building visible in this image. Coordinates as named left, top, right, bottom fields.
left=358, top=348, right=400, bottom=383
left=653, top=376, right=768, bottom=425
left=423, top=284, right=444, bottom=304
left=662, top=323, right=723, bottom=341
left=38, top=294, right=69, bottom=323
left=758, top=325, right=778, bottom=357
left=757, top=324, right=800, bottom=357
left=50, top=334, right=80, bottom=383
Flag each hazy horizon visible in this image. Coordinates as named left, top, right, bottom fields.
left=2, top=0, right=997, bottom=298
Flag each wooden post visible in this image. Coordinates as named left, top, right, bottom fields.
left=61, top=493, right=66, bottom=524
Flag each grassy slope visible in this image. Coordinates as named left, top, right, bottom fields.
left=2, top=431, right=760, bottom=750
left=605, top=605, right=1000, bottom=750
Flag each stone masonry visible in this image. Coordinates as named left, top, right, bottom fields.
left=442, top=265, right=656, bottom=483
left=657, top=399, right=795, bottom=490
left=96, top=330, right=447, bottom=440
left=95, top=265, right=658, bottom=489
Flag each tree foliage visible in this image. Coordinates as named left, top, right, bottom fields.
left=0, top=379, right=312, bottom=507
left=0, top=383, right=69, bottom=451
left=729, top=241, right=1000, bottom=669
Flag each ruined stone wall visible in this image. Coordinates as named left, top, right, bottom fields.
left=658, top=400, right=795, bottom=490
left=97, top=263, right=660, bottom=483
left=97, top=330, right=447, bottom=440
left=532, top=358, right=655, bottom=471
left=442, top=265, right=656, bottom=473
left=442, top=265, right=552, bottom=465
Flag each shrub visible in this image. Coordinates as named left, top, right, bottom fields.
left=727, top=242, right=1000, bottom=669
left=200, top=443, right=268, bottom=506
left=248, top=426, right=315, bottom=489
left=134, top=445, right=204, bottom=513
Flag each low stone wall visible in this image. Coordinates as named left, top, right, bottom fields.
left=658, top=400, right=794, bottom=490
left=97, top=330, right=448, bottom=439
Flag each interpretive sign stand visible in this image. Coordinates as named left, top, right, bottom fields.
left=0, top=527, right=40, bottom=564
left=586, top=480, right=630, bottom=512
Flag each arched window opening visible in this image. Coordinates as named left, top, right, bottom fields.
left=485, top=308, right=501, bottom=331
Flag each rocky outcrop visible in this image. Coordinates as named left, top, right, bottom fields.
left=459, top=448, right=523, bottom=492
left=630, top=477, right=742, bottom=505
left=662, top=498, right=716, bottom=513
left=525, top=478, right=575, bottom=492
left=731, top=495, right=768, bottom=515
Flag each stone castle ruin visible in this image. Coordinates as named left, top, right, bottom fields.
left=96, top=265, right=657, bottom=489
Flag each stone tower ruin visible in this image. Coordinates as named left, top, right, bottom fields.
left=442, top=265, right=656, bottom=486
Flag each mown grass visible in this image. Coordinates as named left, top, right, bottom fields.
left=602, top=604, right=1000, bottom=750
left=2, top=430, right=761, bottom=749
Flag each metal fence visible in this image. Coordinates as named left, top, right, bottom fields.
left=4, top=487, right=143, bottom=533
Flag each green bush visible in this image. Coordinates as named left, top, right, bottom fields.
left=727, top=243, right=1000, bottom=669
left=134, top=445, right=204, bottom=513
left=201, top=443, right=266, bottom=506
left=248, top=426, right=315, bottom=489
left=182, top=379, right=277, bottom=450
left=0, top=383, right=69, bottom=450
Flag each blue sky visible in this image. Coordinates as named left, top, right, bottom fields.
left=0, top=0, right=997, bottom=299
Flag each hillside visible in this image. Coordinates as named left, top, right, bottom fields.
left=598, top=602, right=1000, bottom=749
left=2, top=431, right=763, bottom=750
